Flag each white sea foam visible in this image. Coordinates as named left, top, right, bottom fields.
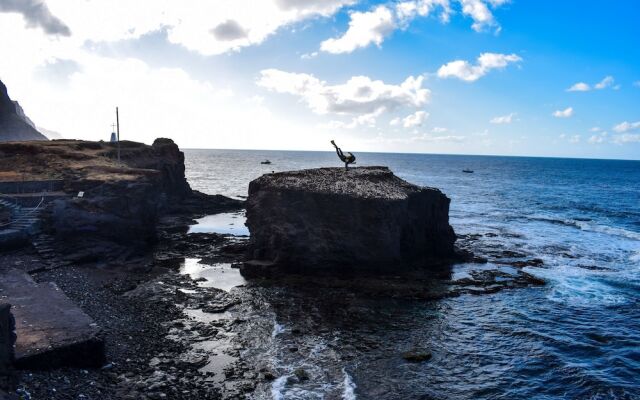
left=525, top=266, right=629, bottom=306
left=270, top=376, right=287, bottom=400
left=342, top=369, right=357, bottom=400
left=272, top=322, right=286, bottom=338
left=574, top=220, right=640, bottom=241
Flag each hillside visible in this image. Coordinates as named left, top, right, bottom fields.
left=0, top=79, right=47, bottom=142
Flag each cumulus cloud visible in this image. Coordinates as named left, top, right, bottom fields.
left=320, top=0, right=506, bottom=54
left=437, top=52, right=521, bottom=82
left=0, top=0, right=70, bottom=36
left=490, top=112, right=515, bottom=124
left=34, top=57, right=81, bottom=84
left=210, top=20, right=248, bottom=41
left=568, top=134, right=580, bottom=143
left=459, top=0, right=501, bottom=32
left=320, top=5, right=395, bottom=54
left=36, top=0, right=355, bottom=56
left=552, top=107, right=573, bottom=118
left=567, top=82, right=590, bottom=92
left=613, top=121, right=640, bottom=133
left=613, top=134, right=640, bottom=144
left=567, top=76, right=616, bottom=92
left=588, top=132, right=607, bottom=144
left=257, top=69, right=430, bottom=117
left=402, top=110, right=429, bottom=128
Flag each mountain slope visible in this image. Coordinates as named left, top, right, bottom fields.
left=0, top=79, right=47, bottom=142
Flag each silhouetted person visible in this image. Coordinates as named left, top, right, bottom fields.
left=331, top=140, right=356, bottom=170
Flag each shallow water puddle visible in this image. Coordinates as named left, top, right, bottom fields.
left=188, top=211, right=249, bottom=236
left=180, top=258, right=246, bottom=292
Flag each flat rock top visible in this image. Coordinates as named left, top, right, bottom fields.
left=251, top=166, right=427, bottom=200
left=0, top=269, right=100, bottom=361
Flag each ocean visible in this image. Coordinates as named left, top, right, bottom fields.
left=184, top=149, right=640, bottom=400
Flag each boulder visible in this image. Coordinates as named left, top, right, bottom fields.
left=244, top=167, right=456, bottom=272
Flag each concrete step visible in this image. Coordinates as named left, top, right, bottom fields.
left=0, top=269, right=105, bottom=369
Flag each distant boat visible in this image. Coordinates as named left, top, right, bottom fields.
left=462, top=169, right=474, bottom=173
left=261, top=160, right=272, bottom=165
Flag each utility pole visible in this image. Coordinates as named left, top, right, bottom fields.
left=116, top=107, right=120, bottom=162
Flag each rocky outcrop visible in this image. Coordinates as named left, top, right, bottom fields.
left=43, top=139, right=192, bottom=258
left=0, top=79, right=47, bottom=142
left=245, top=167, right=456, bottom=273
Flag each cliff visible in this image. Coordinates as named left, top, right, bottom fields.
left=0, top=138, right=195, bottom=259
left=0, top=79, right=47, bottom=142
left=245, top=166, right=456, bottom=273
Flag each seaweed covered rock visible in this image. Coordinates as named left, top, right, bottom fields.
left=245, top=167, right=456, bottom=273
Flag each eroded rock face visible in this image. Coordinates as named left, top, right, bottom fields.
left=0, top=79, right=47, bottom=142
left=245, top=167, right=456, bottom=272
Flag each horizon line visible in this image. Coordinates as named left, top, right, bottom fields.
left=180, top=147, right=640, bottom=163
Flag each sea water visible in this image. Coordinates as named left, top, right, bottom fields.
left=184, top=149, right=640, bottom=399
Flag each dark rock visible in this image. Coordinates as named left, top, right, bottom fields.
left=0, top=303, right=15, bottom=373
left=245, top=167, right=456, bottom=272
left=402, top=350, right=432, bottom=363
left=0, top=79, right=47, bottom=142
left=293, top=368, right=309, bottom=381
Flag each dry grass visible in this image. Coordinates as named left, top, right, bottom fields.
left=0, top=139, right=157, bottom=183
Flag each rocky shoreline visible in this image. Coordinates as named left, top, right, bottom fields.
left=0, top=139, right=548, bottom=399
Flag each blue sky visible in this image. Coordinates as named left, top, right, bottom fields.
left=0, top=0, right=639, bottom=159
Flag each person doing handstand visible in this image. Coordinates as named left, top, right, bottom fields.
left=331, top=140, right=356, bottom=170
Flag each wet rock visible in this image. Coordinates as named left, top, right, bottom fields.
left=245, top=167, right=456, bottom=272
left=402, top=350, right=432, bottom=363
left=293, top=368, right=310, bottom=381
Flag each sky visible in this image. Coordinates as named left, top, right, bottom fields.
left=0, top=0, right=639, bottom=159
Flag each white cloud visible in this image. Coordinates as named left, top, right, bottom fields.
left=613, top=121, right=640, bottom=133
left=437, top=52, right=521, bottom=82
left=594, top=75, right=614, bottom=90
left=0, top=0, right=70, bottom=36
left=568, top=134, right=580, bottom=143
left=613, top=134, right=640, bottom=144
left=40, top=0, right=355, bottom=56
left=459, top=0, right=500, bottom=32
left=402, top=110, right=429, bottom=128
left=588, top=132, right=607, bottom=144
left=320, top=5, right=395, bottom=54
left=567, top=82, right=590, bottom=92
left=567, top=76, right=616, bottom=92
left=257, top=69, right=430, bottom=117
left=634, top=81, right=640, bottom=88
left=552, top=107, right=573, bottom=118
left=490, top=112, right=515, bottom=124
left=590, top=126, right=602, bottom=132
left=431, top=126, right=448, bottom=133
left=320, top=0, right=506, bottom=54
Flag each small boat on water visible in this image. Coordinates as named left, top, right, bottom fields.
left=261, top=160, right=272, bottom=165
left=462, top=169, right=474, bottom=173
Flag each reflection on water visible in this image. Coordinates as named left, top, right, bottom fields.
left=180, top=258, right=246, bottom=292
left=188, top=212, right=249, bottom=236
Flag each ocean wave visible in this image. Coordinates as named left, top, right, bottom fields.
left=524, top=215, right=640, bottom=241
left=525, top=266, right=632, bottom=306
left=342, top=369, right=357, bottom=400
left=574, top=221, right=640, bottom=241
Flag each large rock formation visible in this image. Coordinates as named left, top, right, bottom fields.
left=0, top=138, right=196, bottom=260
left=245, top=167, right=456, bottom=273
left=0, top=79, right=47, bottom=142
